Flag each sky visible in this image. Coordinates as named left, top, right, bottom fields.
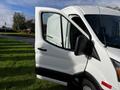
left=0, top=0, right=120, bottom=27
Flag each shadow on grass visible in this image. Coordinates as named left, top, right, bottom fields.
left=0, top=47, right=32, bottom=50
left=0, top=45, right=32, bottom=49
left=0, top=43, right=29, bottom=46
left=0, top=66, right=35, bottom=77
left=0, top=79, right=35, bottom=89
left=0, top=41, right=25, bottom=43
left=0, top=49, right=34, bottom=54
left=35, top=84, right=67, bottom=90
left=0, top=55, right=34, bottom=61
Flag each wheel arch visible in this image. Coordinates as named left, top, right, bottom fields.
left=74, top=71, right=103, bottom=90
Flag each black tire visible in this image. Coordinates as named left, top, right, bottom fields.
left=68, top=78, right=98, bottom=90
left=67, top=81, right=78, bottom=90
left=81, top=79, right=97, bottom=90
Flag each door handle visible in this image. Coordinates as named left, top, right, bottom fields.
left=38, top=48, right=47, bottom=52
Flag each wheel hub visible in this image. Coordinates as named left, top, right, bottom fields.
left=83, top=85, right=92, bottom=90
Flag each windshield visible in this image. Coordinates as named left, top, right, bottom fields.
left=85, top=15, right=120, bottom=48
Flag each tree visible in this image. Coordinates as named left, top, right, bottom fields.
left=26, top=19, right=35, bottom=32
left=13, top=12, right=26, bottom=31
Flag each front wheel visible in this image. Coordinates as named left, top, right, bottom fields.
left=82, top=79, right=97, bottom=90
left=68, top=78, right=100, bottom=90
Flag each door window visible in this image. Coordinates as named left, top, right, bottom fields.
left=41, top=12, right=83, bottom=51
left=42, top=13, right=62, bottom=47
left=70, top=15, right=89, bottom=36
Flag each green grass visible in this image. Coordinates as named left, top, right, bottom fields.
left=0, top=38, right=67, bottom=90
left=0, top=32, right=34, bottom=38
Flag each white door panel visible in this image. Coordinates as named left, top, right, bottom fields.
left=36, top=41, right=87, bottom=74
left=35, top=7, right=89, bottom=81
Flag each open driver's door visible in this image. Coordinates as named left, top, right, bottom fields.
left=35, top=7, right=90, bottom=85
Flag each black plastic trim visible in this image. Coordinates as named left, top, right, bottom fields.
left=36, top=67, right=72, bottom=82
left=111, top=58, right=120, bottom=82
left=36, top=67, right=103, bottom=89
left=60, top=15, right=64, bottom=47
left=84, top=72, right=103, bottom=90
left=38, top=48, right=47, bottom=52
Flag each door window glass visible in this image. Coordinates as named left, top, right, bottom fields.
left=70, top=15, right=89, bottom=35
left=62, top=17, right=71, bottom=49
left=42, top=13, right=62, bottom=47
left=42, top=12, right=83, bottom=50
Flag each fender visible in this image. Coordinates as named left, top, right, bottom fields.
left=84, top=71, right=103, bottom=89
left=85, top=59, right=118, bottom=90
left=74, top=71, right=103, bottom=90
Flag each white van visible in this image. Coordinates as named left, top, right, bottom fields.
left=35, top=6, right=120, bottom=90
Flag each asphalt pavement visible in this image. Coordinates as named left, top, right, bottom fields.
left=0, top=34, right=35, bottom=46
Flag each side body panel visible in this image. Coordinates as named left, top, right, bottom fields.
left=85, top=40, right=119, bottom=90
left=63, top=6, right=120, bottom=90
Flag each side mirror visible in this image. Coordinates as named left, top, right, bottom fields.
left=74, top=35, right=94, bottom=56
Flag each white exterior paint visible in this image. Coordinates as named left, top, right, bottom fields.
left=35, top=6, right=120, bottom=90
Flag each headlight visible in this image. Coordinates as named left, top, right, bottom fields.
left=111, top=58, right=120, bottom=82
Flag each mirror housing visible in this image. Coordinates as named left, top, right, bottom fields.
left=74, top=35, right=94, bottom=56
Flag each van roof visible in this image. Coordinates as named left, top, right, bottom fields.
left=62, top=6, right=120, bottom=16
